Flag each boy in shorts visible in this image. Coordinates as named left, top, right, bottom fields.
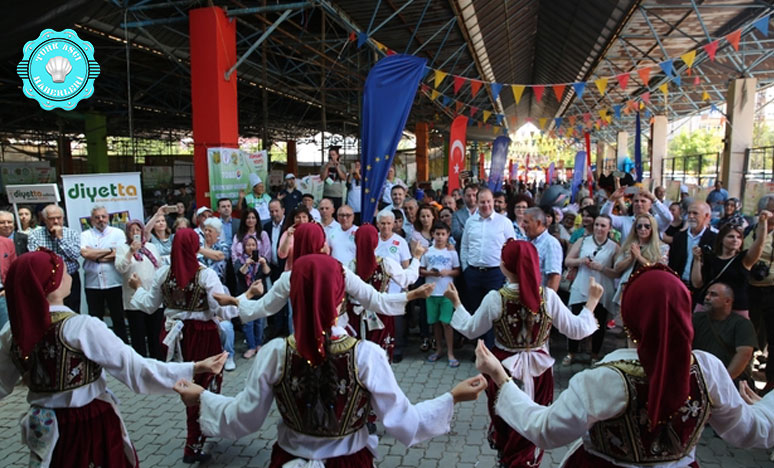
left=420, top=222, right=461, bottom=367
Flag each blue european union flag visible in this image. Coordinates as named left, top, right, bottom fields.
left=360, top=55, right=427, bottom=222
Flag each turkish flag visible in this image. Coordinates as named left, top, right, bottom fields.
left=448, top=115, right=468, bottom=194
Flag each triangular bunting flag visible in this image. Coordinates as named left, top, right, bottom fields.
left=470, top=80, right=483, bottom=97
left=485, top=123, right=491, bottom=130
left=482, top=110, right=491, bottom=123
left=442, top=95, right=452, bottom=107
left=659, top=83, right=669, bottom=96
left=614, top=105, right=622, bottom=120
left=554, top=117, right=563, bottom=128
left=490, top=83, right=503, bottom=101
left=681, top=50, right=696, bottom=68
left=455, top=101, right=464, bottom=113
left=673, top=74, right=682, bottom=87
left=510, top=116, right=517, bottom=126
left=568, top=115, right=576, bottom=126
left=430, top=90, right=439, bottom=101
left=477, top=122, right=482, bottom=128
left=433, top=70, right=448, bottom=89
left=493, top=126, right=499, bottom=135
left=594, top=77, right=608, bottom=95
left=616, top=72, right=630, bottom=90
left=703, top=40, right=719, bottom=61
left=694, top=75, right=701, bottom=86
left=583, top=112, right=591, bottom=123
left=701, top=91, right=710, bottom=101
left=496, top=114, right=504, bottom=126
left=598, top=109, right=607, bottom=119
left=533, top=85, right=545, bottom=102
left=686, top=67, right=692, bottom=76
left=642, top=91, right=651, bottom=104
left=470, top=106, right=478, bottom=117
left=659, top=59, right=674, bottom=77
left=552, top=84, right=566, bottom=101
left=538, top=118, right=547, bottom=129
left=357, top=32, right=368, bottom=48
left=511, top=85, right=525, bottom=104
left=637, top=67, right=651, bottom=85
left=453, top=76, right=465, bottom=94
left=573, top=82, right=586, bottom=100
left=754, top=15, right=770, bottom=36
left=726, top=29, right=741, bottom=51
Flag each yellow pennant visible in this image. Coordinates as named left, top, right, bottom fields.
left=434, top=70, right=448, bottom=89
left=598, top=109, right=607, bottom=119
left=538, top=117, right=547, bottom=129
left=493, top=126, right=499, bottom=135
left=594, top=77, right=608, bottom=95
left=511, top=85, right=525, bottom=104
left=680, top=50, right=696, bottom=68
left=659, top=83, right=669, bottom=96
left=483, top=110, right=492, bottom=123
left=702, top=91, right=710, bottom=101
left=430, top=90, right=439, bottom=101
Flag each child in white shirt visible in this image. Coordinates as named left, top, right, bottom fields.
left=420, top=223, right=461, bottom=367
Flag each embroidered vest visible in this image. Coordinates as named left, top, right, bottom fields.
left=368, top=259, right=390, bottom=293
left=274, top=335, right=372, bottom=438
left=492, top=287, right=551, bottom=350
left=587, top=357, right=711, bottom=464
left=161, top=268, right=208, bottom=312
left=12, top=312, right=102, bottom=393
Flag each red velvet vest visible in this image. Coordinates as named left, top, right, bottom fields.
left=274, top=335, right=372, bottom=438
left=368, top=259, right=390, bottom=293
left=161, top=268, right=208, bottom=312
left=493, top=287, right=551, bottom=350
left=12, top=312, right=102, bottom=393
left=587, top=357, right=711, bottom=465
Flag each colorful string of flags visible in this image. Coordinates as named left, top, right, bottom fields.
left=408, top=13, right=770, bottom=134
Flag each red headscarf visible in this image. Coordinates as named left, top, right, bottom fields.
left=7, top=249, right=65, bottom=358
left=621, top=265, right=693, bottom=431
left=292, top=223, right=326, bottom=262
left=501, top=239, right=541, bottom=313
left=290, top=254, right=346, bottom=366
left=354, top=224, right=378, bottom=281
left=170, top=228, right=200, bottom=289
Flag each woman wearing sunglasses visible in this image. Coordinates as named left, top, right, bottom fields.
left=611, top=213, right=668, bottom=312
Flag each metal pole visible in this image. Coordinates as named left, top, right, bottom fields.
left=224, top=8, right=293, bottom=80
left=124, top=7, right=135, bottom=163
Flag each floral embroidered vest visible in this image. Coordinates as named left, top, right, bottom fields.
left=493, top=287, right=551, bottom=350
left=368, top=259, right=390, bottom=293
left=161, top=268, right=208, bottom=312
left=587, top=357, right=711, bottom=464
left=274, top=335, right=372, bottom=438
left=12, top=312, right=102, bottom=393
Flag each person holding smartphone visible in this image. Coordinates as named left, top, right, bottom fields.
left=234, top=235, right=271, bottom=362
left=115, top=219, right=164, bottom=359
left=320, top=146, right=347, bottom=211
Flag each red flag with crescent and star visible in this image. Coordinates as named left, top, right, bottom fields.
left=448, top=115, right=468, bottom=194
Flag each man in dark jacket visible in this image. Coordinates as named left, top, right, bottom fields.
left=668, top=202, right=716, bottom=289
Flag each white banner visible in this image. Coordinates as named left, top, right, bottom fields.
left=61, top=173, right=144, bottom=234
left=6, top=184, right=60, bottom=204
left=0, top=162, right=56, bottom=190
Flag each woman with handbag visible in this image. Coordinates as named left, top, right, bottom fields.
left=691, top=211, right=772, bottom=319
left=562, top=214, right=619, bottom=366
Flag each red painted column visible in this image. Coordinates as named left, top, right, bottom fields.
left=190, top=6, right=238, bottom=210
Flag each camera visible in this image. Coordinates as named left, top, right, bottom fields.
left=251, top=251, right=261, bottom=263
left=752, top=261, right=770, bottom=281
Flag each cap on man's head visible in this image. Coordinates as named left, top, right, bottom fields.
left=249, top=173, right=263, bottom=188
left=196, top=206, right=212, bottom=217
left=285, top=173, right=296, bottom=180
left=680, top=184, right=689, bottom=193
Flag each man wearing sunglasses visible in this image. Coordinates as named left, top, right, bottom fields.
left=602, top=186, right=673, bottom=240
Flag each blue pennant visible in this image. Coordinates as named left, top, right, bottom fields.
left=659, top=59, right=674, bottom=77
left=490, top=83, right=503, bottom=101
left=357, top=32, right=369, bottom=49
left=554, top=117, right=563, bottom=128
left=614, top=105, right=622, bottom=120
left=754, top=15, right=770, bottom=36
left=495, top=114, right=504, bottom=126
left=573, top=82, right=586, bottom=99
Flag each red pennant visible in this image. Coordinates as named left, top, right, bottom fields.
left=455, top=101, right=464, bottom=113
left=533, top=85, right=545, bottom=102
left=568, top=115, right=576, bottom=126
left=693, top=76, right=700, bottom=86
left=583, top=112, right=590, bottom=123
left=686, top=68, right=692, bottom=76
left=469, top=106, right=478, bottom=117
left=470, top=80, right=483, bottom=97
left=642, top=91, right=651, bottom=104
left=420, top=83, right=429, bottom=93
left=510, top=116, right=518, bottom=126
left=616, top=72, right=630, bottom=90
left=486, top=123, right=492, bottom=130
left=453, top=76, right=466, bottom=94
left=703, top=40, right=719, bottom=61
left=552, top=84, right=566, bottom=101
left=477, top=122, right=482, bottom=128
left=637, top=67, right=651, bottom=85
left=348, top=31, right=356, bottom=42
left=387, top=49, right=396, bottom=56
left=726, top=29, right=741, bottom=51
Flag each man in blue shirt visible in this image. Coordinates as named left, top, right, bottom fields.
left=706, top=180, right=729, bottom=211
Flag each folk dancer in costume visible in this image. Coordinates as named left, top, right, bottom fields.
left=213, top=223, right=434, bottom=339
left=476, top=264, right=774, bottom=467
left=174, top=254, right=487, bottom=467
left=444, top=239, right=602, bottom=467
left=347, top=224, right=423, bottom=361
left=0, top=249, right=226, bottom=468
left=128, top=229, right=235, bottom=463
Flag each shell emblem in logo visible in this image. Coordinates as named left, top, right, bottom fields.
left=17, top=29, right=99, bottom=111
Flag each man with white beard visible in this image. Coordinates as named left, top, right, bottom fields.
left=667, top=202, right=716, bottom=289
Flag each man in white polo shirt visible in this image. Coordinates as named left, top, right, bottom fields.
left=318, top=198, right=340, bottom=239
left=328, top=204, right=358, bottom=271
